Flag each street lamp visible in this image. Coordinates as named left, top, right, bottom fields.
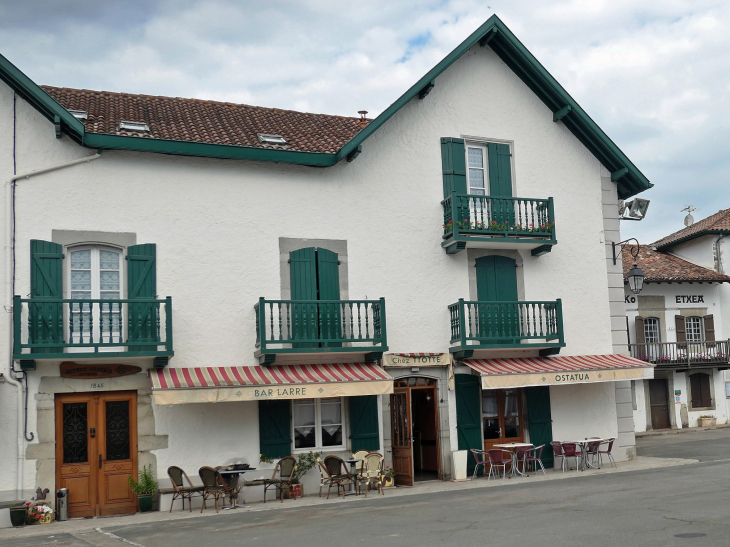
left=611, top=238, right=645, bottom=295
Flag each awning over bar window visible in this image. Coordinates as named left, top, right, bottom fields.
left=462, top=354, right=653, bottom=389
left=149, top=363, right=394, bottom=405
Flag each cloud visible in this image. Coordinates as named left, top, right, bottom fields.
left=0, top=0, right=728, bottom=243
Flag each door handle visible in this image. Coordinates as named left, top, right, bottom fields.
left=90, top=427, right=95, bottom=438
left=99, top=454, right=102, bottom=469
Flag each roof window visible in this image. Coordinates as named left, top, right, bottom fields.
left=257, top=133, right=287, bottom=145
left=68, top=109, right=88, bottom=120
left=119, top=120, right=150, bottom=133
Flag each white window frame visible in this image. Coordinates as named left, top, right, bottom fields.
left=291, top=397, right=347, bottom=453
left=65, top=244, right=125, bottom=350
left=465, top=142, right=489, bottom=196
left=644, top=317, right=661, bottom=343
left=685, top=316, right=704, bottom=342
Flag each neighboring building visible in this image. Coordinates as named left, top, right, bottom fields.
left=0, top=15, right=653, bottom=515
left=624, top=231, right=730, bottom=432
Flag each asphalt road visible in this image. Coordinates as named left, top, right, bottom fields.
left=8, top=430, right=730, bottom=547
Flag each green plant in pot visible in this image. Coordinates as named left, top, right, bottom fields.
left=9, top=502, right=28, bottom=527
left=289, top=451, right=319, bottom=499
left=128, top=465, right=158, bottom=513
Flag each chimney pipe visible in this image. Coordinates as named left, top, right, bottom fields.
left=358, top=111, right=368, bottom=128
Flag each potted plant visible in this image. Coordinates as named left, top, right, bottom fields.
left=27, top=502, right=53, bottom=525
left=288, top=451, right=319, bottom=499
left=128, top=464, right=158, bottom=513
left=9, top=502, right=27, bottom=527
left=382, top=466, right=396, bottom=488
left=698, top=414, right=716, bottom=427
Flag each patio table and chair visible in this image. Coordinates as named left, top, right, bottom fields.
left=550, top=438, right=616, bottom=472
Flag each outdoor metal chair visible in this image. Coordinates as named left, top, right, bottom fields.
left=515, top=445, right=534, bottom=475
left=167, top=466, right=204, bottom=512
left=550, top=441, right=564, bottom=471
left=316, top=457, right=333, bottom=497
left=323, top=455, right=355, bottom=499
left=198, top=466, right=230, bottom=513
left=469, top=448, right=489, bottom=479
left=487, top=449, right=512, bottom=481
left=597, top=438, right=617, bottom=468
left=263, top=456, right=297, bottom=503
left=584, top=438, right=601, bottom=468
left=361, top=452, right=385, bottom=497
left=522, top=445, right=547, bottom=476
left=561, top=443, right=582, bottom=472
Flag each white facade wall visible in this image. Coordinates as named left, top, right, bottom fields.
left=1, top=43, right=630, bottom=499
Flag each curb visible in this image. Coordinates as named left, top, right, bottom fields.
left=636, top=424, right=730, bottom=438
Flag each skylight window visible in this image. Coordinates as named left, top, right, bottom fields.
left=257, top=133, right=287, bottom=145
left=68, top=109, right=88, bottom=120
left=119, top=120, right=150, bottom=133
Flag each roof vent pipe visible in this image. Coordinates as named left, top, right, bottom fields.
left=358, top=111, right=368, bottom=128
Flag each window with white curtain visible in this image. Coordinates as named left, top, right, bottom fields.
left=292, top=397, right=344, bottom=451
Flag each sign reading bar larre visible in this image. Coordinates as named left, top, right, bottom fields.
left=60, top=363, right=142, bottom=379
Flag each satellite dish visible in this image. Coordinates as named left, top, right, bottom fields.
left=684, top=214, right=694, bottom=227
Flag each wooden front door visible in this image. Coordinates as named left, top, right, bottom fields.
left=482, top=388, right=524, bottom=453
left=391, top=389, right=413, bottom=486
left=55, top=391, right=138, bottom=518
left=648, top=379, right=670, bottom=430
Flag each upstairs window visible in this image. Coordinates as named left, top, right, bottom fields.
left=685, top=316, right=703, bottom=342
left=466, top=144, right=488, bottom=196
left=644, top=317, right=660, bottom=343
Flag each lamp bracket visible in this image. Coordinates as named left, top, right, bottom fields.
left=611, top=238, right=640, bottom=265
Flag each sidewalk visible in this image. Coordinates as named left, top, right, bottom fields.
left=0, top=454, right=697, bottom=542
left=635, top=423, right=730, bottom=437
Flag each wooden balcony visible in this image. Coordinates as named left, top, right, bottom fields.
left=441, top=194, right=556, bottom=255
left=255, top=298, right=388, bottom=364
left=628, top=341, right=730, bottom=369
left=13, top=296, right=173, bottom=364
left=448, top=299, right=564, bottom=359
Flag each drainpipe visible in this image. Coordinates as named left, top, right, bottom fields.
left=715, top=234, right=726, bottom=274
left=5, top=136, right=102, bottom=497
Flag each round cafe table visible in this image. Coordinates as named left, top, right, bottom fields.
left=343, top=459, right=362, bottom=495
left=564, top=439, right=605, bottom=470
left=492, top=443, right=534, bottom=477
left=218, top=467, right=256, bottom=509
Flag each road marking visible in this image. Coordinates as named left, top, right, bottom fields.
left=94, top=528, right=146, bottom=547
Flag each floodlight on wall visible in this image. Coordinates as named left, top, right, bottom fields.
left=611, top=237, right=645, bottom=295
left=619, top=198, right=650, bottom=221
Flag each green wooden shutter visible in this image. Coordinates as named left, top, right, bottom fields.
left=290, top=248, right=318, bottom=348
left=455, top=374, right=482, bottom=476
left=259, top=400, right=291, bottom=458
left=29, top=240, right=63, bottom=353
left=525, top=386, right=554, bottom=468
left=441, top=137, right=469, bottom=223
left=475, top=256, right=519, bottom=343
left=349, top=395, right=380, bottom=451
left=487, top=143, right=514, bottom=225
left=127, top=244, right=158, bottom=352
left=316, top=248, right=342, bottom=348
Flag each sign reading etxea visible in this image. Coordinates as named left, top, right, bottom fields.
left=675, top=295, right=704, bottom=304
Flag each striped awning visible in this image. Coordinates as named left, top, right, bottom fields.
left=149, top=363, right=394, bottom=405
left=462, top=354, right=652, bottom=389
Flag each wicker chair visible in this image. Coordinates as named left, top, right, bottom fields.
left=361, top=452, right=385, bottom=497
left=323, top=455, right=354, bottom=499
left=198, top=466, right=231, bottom=513
left=167, top=466, right=204, bottom=512
left=352, top=450, right=369, bottom=482
left=263, top=456, right=297, bottom=503
left=317, top=457, right=333, bottom=497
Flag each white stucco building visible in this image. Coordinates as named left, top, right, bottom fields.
left=624, top=210, right=730, bottom=432
left=0, top=15, right=653, bottom=519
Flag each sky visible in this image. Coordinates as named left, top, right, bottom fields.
left=0, top=0, right=728, bottom=244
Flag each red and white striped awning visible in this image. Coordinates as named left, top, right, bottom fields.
left=149, top=363, right=394, bottom=405
left=462, top=354, right=652, bottom=388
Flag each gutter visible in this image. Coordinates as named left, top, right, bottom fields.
left=4, top=137, right=102, bottom=497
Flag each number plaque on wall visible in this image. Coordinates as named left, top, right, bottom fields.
left=60, top=362, right=142, bottom=379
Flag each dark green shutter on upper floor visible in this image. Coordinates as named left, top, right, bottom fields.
left=455, top=374, right=482, bottom=477
left=316, top=248, right=342, bottom=348
left=259, top=400, right=291, bottom=459
left=349, top=395, right=380, bottom=452
left=487, top=142, right=514, bottom=225
left=127, top=244, right=158, bottom=351
left=476, top=255, right=519, bottom=343
left=29, top=239, right=63, bottom=352
left=441, top=138, right=469, bottom=224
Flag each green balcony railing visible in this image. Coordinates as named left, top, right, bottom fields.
left=13, top=295, right=173, bottom=359
left=255, top=298, right=388, bottom=359
left=441, top=193, right=556, bottom=253
left=448, top=299, right=564, bottom=349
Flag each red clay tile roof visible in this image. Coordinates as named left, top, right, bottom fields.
left=622, top=245, right=730, bottom=284
left=653, top=208, right=730, bottom=249
left=41, top=85, right=367, bottom=154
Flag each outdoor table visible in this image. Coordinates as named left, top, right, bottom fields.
left=344, top=459, right=362, bottom=495
left=565, top=440, right=605, bottom=470
left=492, top=443, right=533, bottom=477
left=218, top=467, right=256, bottom=509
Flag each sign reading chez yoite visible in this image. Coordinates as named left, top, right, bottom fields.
left=60, top=363, right=142, bottom=379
